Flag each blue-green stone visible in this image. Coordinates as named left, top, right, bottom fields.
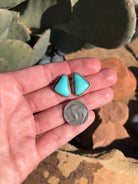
left=73, top=73, right=90, bottom=96
left=54, top=75, right=70, bottom=97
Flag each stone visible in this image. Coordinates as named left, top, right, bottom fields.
left=93, top=121, right=116, bottom=149
left=60, top=143, right=78, bottom=152
left=23, top=149, right=138, bottom=184
left=48, top=176, right=60, bottom=184
left=43, top=171, right=49, bottom=179
left=92, top=102, right=129, bottom=149
left=38, top=56, right=51, bottom=64
left=93, top=120, right=129, bottom=149
left=73, top=73, right=90, bottom=96
left=101, top=58, right=137, bottom=101
left=54, top=75, right=70, bottom=97
left=99, top=101, right=129, bottom=125
left=65, top=46, right=138, bottom=68
left=51, top=52, right=64, bottom=63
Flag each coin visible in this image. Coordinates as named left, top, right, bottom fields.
left=63, top=100, right=89, bottom=126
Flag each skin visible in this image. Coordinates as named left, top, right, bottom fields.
left=0, top=58, right=117, bottom=184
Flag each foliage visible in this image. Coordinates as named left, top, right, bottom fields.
left=0, top=0, right=137, bottom=71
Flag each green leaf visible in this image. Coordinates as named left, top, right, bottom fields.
left=61, top=0, right=136, bottom=48
left=0, top=0, right=27, bottom=9
left=0, top=58, right=10, bottom=72
left=0, top=9, right=13, bottom=40
left=32, top=29, right=51, bottom=64
left=8, top=21, right=30, bottom=42
left=0, top=39, right=33, bottom=71
left=19, top=0, right=71, bottom=30
left=51, top=29, right=84, bottom=53
left=132, top=0, right=138, bottom=41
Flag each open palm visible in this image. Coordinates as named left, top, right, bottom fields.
left=0, top=58, right=117, bottom=184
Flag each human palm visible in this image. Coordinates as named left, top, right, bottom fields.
left=0, top=58, right=117, bottom=184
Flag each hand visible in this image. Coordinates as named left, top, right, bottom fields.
left=0, top=58, right=117, bottom=184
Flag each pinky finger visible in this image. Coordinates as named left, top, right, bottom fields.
left=36, top=110, right=95, bottom=161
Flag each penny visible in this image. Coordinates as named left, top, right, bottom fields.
left=63, top=100, right=89, bottom=126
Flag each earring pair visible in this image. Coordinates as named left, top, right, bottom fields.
left=54, top=73, right=90, bottom=97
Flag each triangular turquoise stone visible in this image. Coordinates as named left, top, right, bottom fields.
left=73, top=73, right=90, bottom=96
left=54, top=75, right=70, bottom=97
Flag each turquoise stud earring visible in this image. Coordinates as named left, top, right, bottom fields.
left=54, top=75, right=70, bottom=97
left=72, top=73, right=90, bottom=96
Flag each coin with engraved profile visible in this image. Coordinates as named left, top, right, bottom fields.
left=63, top=100, right=89, bottom=126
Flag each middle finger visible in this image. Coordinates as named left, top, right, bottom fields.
left=25, top=68, right=117, bottom=113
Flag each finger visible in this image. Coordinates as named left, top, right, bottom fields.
left=9, top=58, right=101, bottom=94
left=26, top=68, right=117, bottom=113
left=35, top=87, right=113, bottom=135
left=36, top=110, right=95, bottom=161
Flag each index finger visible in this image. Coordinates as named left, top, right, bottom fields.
left=9, top=58, right=101, bottom=94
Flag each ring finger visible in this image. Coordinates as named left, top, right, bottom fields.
left=35, top=87, right=113, bottom=135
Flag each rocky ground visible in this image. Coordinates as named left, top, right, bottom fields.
left=23, top=39, right=138, bottom=184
